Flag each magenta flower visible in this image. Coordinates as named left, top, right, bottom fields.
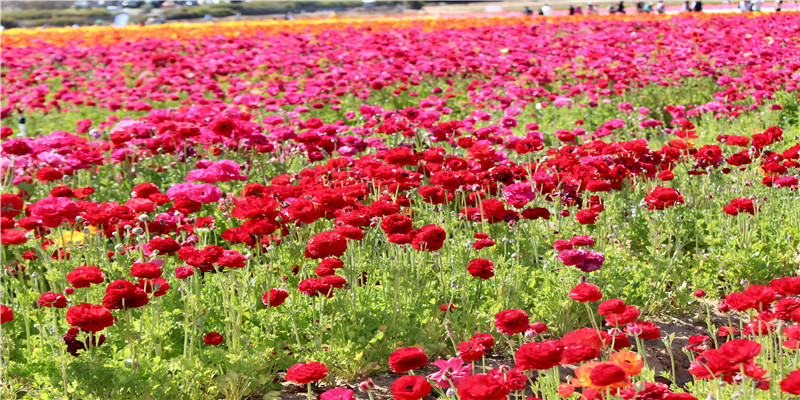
left=425, top=357, right=473, bottom=388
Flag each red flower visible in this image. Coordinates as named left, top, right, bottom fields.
left=689, top=339, right=764, bottom=383
left=35, top=167, right=64, bottom=182
left=741, top=285, right=777, bottom=311
left=644, top=187, right=684, bottom=211
left=467, top=258, right=495, bottom=279
left=781, top=369, right=800, bottom=395
left=494, top=309, right=530, bottom=335
left=0, top=194, right=24, bottom=218
left=203, top=332, right=224, bottom=345
left=589, top=363, right=627, bottom=386
left=66, top=303, right=114, bottom=332
left=38, top=292, right=68, bottom=308
left=627, top=321, right=661, bottom=339
left=604, top=306, right=641, bottom=327
left=102, top=280, right=150, bottom=310
left=388, top=347, right=428, bottom=373
left=263, top=288, right=289, bottom=307
left=598, top=299, right=626, bottom=316
left=175, top=267, right=194, bottom=279
left=381, top=214, right=413, bottom=235
left=390, top=375, right=431, bottom=400
left=298, top=278, right=333, bottom=297
left=771, top=276, right=800, bottom=296
left=723, top=197, right=755, bottom=216
left=286, top=199, right=322, bottom=224
left=472, top=333, right=495, bottom=350
left=304, top=231, right=347, bottom=259
left=575, top=209, right=599, bottom=225
left=411, top=224, right=447, bottom=251
left=1, top=229, right=27, bottom=245
left=137, top=278, right=170, bottom=297
left=67, top=266, right=105, bottom=288
left=0, top=304, right=13, bottom=324
left=130, top=262, right=163, bottom=279
left=515, top=340, right=563, bottom=370
left=457, top=340, right=486, bottom=362
left=561, top=344, right=601, bottom=364
left=285, top=361, right=329, bottom=384
left=570, top=283, right=602, bottom=302
left=457, top=373, right=510, bottom=400
left=148, top=237, right=181, bottom=254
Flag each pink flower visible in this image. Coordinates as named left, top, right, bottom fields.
left=504, top=183, right=536, bottom=208
left=557, top=249, right=606, bottom=272
left=320, top=387, right=354, bottom=400
left=166, top=183, right=222, bottom=204
left=425, top=357, right=473, bottom=388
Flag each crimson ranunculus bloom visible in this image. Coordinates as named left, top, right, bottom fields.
left=590, top=363, right=628, bottom=386
left=771, top=276, right=800, bottom=296
left=380, top=213, right=413, bottom=235
left=515, top=340, right=563, bottom=370
left=262, top=288, right=289, bottom=307
left=781, top=369, right=800, bottom=395
left=494, top=309, right=530, bottom=335
left=67, top=266, right=105, bottom=288
left=0, top=304, right=13, bottom=324
left=457, top=373, right=511, bottom=400
left=66, top=303, right=114, bottom=332
left=604, top=305, right=641, bottom=327
left=38, top=292, right=68, bottom=308
left=411, top=224, right=447, bottom=251
left=130, top=262, right=163, bottom=279
left=575, top=209, right=598, bottom=225
left=298, top=278, right=333, bottom=297
left=203, top=332, right=223, bottom=345
left=390, top=375, right=431, bottom=400
left=627, top=321, right=661, bottom=339
left=148, top=237, right=181, bottom=254
left=644, top=187, right=684, bottom=210
left=388, top=346, right=428, bottom=373
left=570, top=283, right=602, bottom=302
left=285, top=361, right=328, bottom=384
left=304, top=231, right=347, bottom=259
left=102, top=279, right=150, bottom=310
left=467, top=258, right=495, bottom=279
left=597, top=299, right=627, bottom=316
left=472, top=333, right=495, bottom=350
left=457, top=340, right=486, bottom=362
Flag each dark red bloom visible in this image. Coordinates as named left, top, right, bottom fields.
left=570, top=283, right=602, bottom=302
left=390, top=375, right=431, bottom=400
left=38, top=292, right=68, bottom=308
left=66, top=303, right=113, bottom=332
left=457, top=373, right=510, bottom=400
left=285, top=361, right=328, bottom=384
left=388, top=346, right=428, bottom=373
left=102, top=279, right=149, bottom=310
left=67, top=266, right=105, bottom=288
left=494, top=309, right=530, bottom=335
left=467, top=258, right=495, bottom=279
left=515, top=340, right=563, bottom=370
left=644, top=187, right=684, bottom=210
left=203, top=332, right=224, bottom=345
left=304, top=231, right=347, bottom=259
left=457, top=340, right=486, bottom=362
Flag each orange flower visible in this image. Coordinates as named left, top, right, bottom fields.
left=609, top=350, right=644, bottom=376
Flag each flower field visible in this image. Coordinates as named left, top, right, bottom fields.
left=1, top=11, right=800, bottom=400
